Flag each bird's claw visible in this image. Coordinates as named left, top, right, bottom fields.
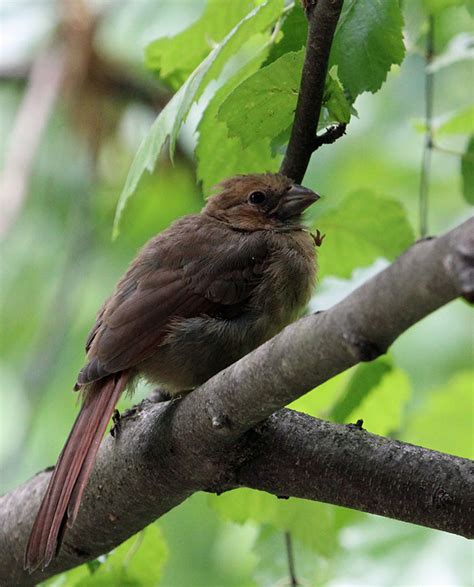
left=110, top=409, right=121, bottom=438
left=311, top=229, right=326, bottom=247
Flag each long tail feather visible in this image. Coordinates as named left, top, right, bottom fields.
left=24, top=371, right=128, bottom=572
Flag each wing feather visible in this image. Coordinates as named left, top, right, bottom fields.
left=77, top=221, right=267, bottom=385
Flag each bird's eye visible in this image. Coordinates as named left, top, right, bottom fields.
left=248, top=191, right=266, bottom=205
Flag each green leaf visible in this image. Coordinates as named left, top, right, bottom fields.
left=145, top=0, right=255, bottom=90
left=428, top=33, right=474, bottom=72
left=218, top=50, right=350, bottom=149
left=264, top=2, right=307, bottom=65
left=75, top=525, right=168, bottom=586
left=85, top=559, right=102, bottom=575
left=347, top=366, right=411, bottom=436
left=218, top=50, right=302, bottom=148
left=434, top=105, right=474, bottom=136
left=196, top=38, right=278, bottom=193
left=114, top=0, right=284, bottom=238
left=461, top=135, right=474, bottom=204
left=41, top=564, right=90, bottom=585
left=331, top=0, right=405, bottom=97
left=209, top=489, right=338, bottom=556
left=403, top=371, right=473, bottom=459
left=289, top=371, right=350, bottom=419
left=314, top=190, right=415, bottom=279
left=422, top=0, right=473, bottom=13
left=291, top=360, right=410, bottom=437
left=323, top=70, right=352, bottom=123
left=329, top=358, right=393, bottom=424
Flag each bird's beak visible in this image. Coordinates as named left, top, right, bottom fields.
left=278, top=184, right=320, bottom=218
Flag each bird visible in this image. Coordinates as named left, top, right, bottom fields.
left=24, top=172, right=320, bottom=572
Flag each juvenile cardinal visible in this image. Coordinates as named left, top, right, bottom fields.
left=25, top=172, right=319, bottom=571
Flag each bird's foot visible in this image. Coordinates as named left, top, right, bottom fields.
left=110, top=409, right=121, bottom=438
left=311, top=229, right=326, bottom=247
left=149, top=386, right=172, bottom=403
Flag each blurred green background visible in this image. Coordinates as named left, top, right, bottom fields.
left=0, top=0, right=472, bottom=585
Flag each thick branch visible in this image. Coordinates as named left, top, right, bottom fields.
left=236, top=410, right=474, bottom=538
left=1, top=219, right=472, bottom=584
left=280, top=0, right=344, bottom=182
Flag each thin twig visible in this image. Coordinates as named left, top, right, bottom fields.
left=285, top=531, right=300, bottom=586
left=280, top=0, right=345, bottom=182
left=419, top=16, right=435, bottom=238
left=313, top=123, right=347, bottom=150
left=433, top=143, right=474, bottom=159
left=0, top=47, right=65, bottom=239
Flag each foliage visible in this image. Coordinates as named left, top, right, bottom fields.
left=291, top=358, right=411, bottom=437
left=328, top=358, right=393, bottom=423
left=461, top=135, right=474, bottom=203
left=195, top=37, right=279, bottom=192
left=423, top=0, right=474, bottom=14
left=209, top=489, right=338, bottom=557
left=113, top=0, right=284, bottom=237
left=1, top=0, right=472, bottom=585
left=43, top=526, right=168, bottom=586
left=145, top=0, right=257, bottom=89
left=115, top=0, right=406, bottom=235
left=314, top=190, right=414, bottom=279
left=330, top=0, right=405, bottom=97
left=217, top=51, right=350, bottom=147
left=403, top=371, right=474, bottom=459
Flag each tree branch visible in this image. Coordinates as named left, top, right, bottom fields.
left=236, top=410, right=474, bottom=538
left=1, top=218, right=473, bottom=585
left=280, top=0, right=344, bottom=182
left=0, top=47, right=65, bottom=239
left=313, top=122, right=346, bottom=149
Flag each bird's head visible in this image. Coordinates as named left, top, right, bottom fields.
left=203, top=173, right=320, bottom=231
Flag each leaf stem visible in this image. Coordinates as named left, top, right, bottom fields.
left=285, top=531, right=300, bottom=586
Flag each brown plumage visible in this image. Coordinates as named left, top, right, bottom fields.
left=25, top=173, right=319, bottom=572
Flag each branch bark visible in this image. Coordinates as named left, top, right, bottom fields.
left=236, top=410, right=474, bottom=538
left=280, top=0, right=345, bottom=182
left=1, top=218, right=473, bottom=585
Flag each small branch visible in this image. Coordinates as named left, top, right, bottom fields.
left=433, top=143, right=474, bottom=159
left=419, top=15, right=435, bottom=238
left=0, top=58, right=171, bottom=114
left=0, top=47, right=65, bottom=239
left=0, top=219, right=472, bottom=585
left=313, top=122, right=346, bottom=150
left=280, top=0, right=344, bottom=182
